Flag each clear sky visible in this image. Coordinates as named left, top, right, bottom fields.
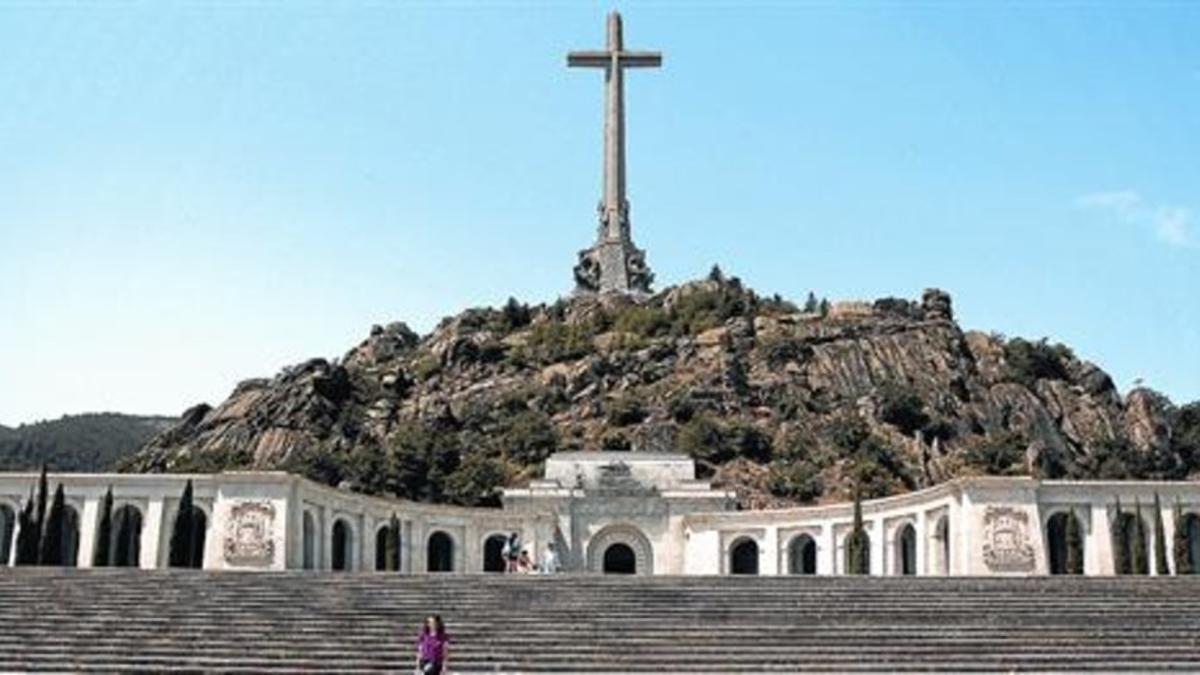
left=1, top=2, right=1197, bottom=427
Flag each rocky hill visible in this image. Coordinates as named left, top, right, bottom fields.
left=125, top=273, right=1200, bottom=509
left=1, top=413, right=176, bottom=472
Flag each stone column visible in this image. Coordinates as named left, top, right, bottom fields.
left=870, top=518, right=884, bottom=576
left=762, top=526, right=780, bottom=576
left=77, top=496, right=100, bottom=569
left=819, top=524, right=835, bottom=575
left=915, top=513, right=928, bottom=576
left=141, top=497, right=165, bottom=569
left=1090, top=502, right=1115, bottom=576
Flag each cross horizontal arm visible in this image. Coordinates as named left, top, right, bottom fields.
left=618, top=51, right=662, bottom=68
left=567, top=51, right=663, bottom=68
left=567, top=51, right=611, bottom=67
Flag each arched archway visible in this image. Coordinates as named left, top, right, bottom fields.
left=895, top=524, right=917, bottom=576
left=0, top=503, right=15, bottom=566
left=788, top=534, right=817, bottom=575
left=483, top=534, right=507, bottom=573
left=932, top=516, right=950, bottom=575
left=169, top=505, right=207, bottom=568
left=603, top=543, right=636, bottom=574
left=302, top=512, right=316, bottom=570
left=112, top=505, right=142, bottom=567
left=1046, top=511, right=1083, bottom=575
left=332, top=519, right=352, bottom=572
left=730, top=538, right=759, bottom=575
left=427, top=531, right=454, bottom=572
left=586, top=525, right=653, bottom=575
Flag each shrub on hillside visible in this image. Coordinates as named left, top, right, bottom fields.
left=1003, top=338, right=1074, bottom=387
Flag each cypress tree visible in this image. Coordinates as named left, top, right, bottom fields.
left=38, top=484, right=66, bottom=565
left=14, top=488, right=38, bottom=565
left=846, top=490, right=870, bottom=575
left=1065, top=508, right=1084, bottom=575
left=1112, top=497, right=1129, bottom=575
left=386, top=513, right=401, bottom=571
left=168, top=480, right=196, bottom=567
left=93, top=487, right=114, bottom=567
left=1131, top=499, right=1149, bottom=575
left=1153, top=493, right=1169, bottom=575
left=1174, top=499, right=1192, bottom=575
left=34, top=465, right=48, bottom=545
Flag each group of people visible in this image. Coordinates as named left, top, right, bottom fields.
left=500, top=532, right=560, bottom=574
left=414, top=534, right=560, bottom=673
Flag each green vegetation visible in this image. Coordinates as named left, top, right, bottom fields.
left=164, top=445, right=253, bottom=474
left=877, top=383, right=931, bottom=438
left=605, top=395, right=648, bottom=427
left=93, top=487, right=113, bottom=567
left=677, top=414, right=773, bottom=467
left=963, top=433, right=1026, bottom=476
left=384, top=514, right=401, bottom=571
left=1173, top=499, right=1193, bottom=575
left=169, top=480, right=203, bottom=568
left=1153, top=493, right=1170, bottom=575
left=826, top=414, right=912, bottom=499
left=38, top=484, right=68, bottom=565
left=768, top=460, right=824, bottom=503
left=1065, top=508, right=1084, bottom=575
left=1112, top=498, right=1130, bottom=574
left=845, top=490, right=870, bottom=575
left=1131, top=500, right=1150, bottom=575
left=499, top=410, right=559, bottom=465
left=1003, top=338, right=1074, bottom=387
left=0, top=413, right=173, bottom=472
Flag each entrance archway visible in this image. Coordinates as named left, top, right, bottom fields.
left=483, top=534, right=507, bottom=573
left=0, top=504, right=14, bottom=565
left=896, top=524, right=917, bottom=576
left=788, top=534, right=817, bottom=575
left=603, top=543, right=636, bottom=574
left=1046, top=511, right=1082, bottom=575
left=586, top=524, right=653, bottom=575
left=332, top=519, right=352, bottom=571
left=730, top=538, right=759, bottom=575
left=1115, top=511, right=1149, bottom=575
left=112, top=505, right=142, bottom=567
left=427, top=531, right=454, bottom=572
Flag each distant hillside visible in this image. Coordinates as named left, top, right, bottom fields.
left=127, top=272, right=1200, bottom=509
left=0, top=413, right=176, bottom=472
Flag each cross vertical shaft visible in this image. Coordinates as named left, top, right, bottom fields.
left=567, top=11, right=661, bottom=294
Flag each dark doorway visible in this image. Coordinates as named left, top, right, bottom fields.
left=483, top=534, right=507, bottom=572
left=427, top=531, right=454, bottom=572
left=375, top=527, right=389, bottom=571
left=1183, top=514, right=1200, bottom=574
left=332, top=519, right=351, bottom=571
left=897, top=524, right=917, bottom=576
left=0, top=504, right=14, bottom=566
left=1046, top=512, right=1080, bottom=575
left=112, top=505, right=142, bottom=567
left=730, top=539, right=759, bottom=575
left=302, top=512, right=316, bottom=570
left=788, top=535, right=817, bottom=575
left=603, top=543, right=636, bottom=574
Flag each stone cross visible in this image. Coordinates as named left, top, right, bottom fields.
left=568, top=11, right=659, bottom=295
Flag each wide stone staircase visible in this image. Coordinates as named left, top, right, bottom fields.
left=2, top=570, right=1200, bottom=672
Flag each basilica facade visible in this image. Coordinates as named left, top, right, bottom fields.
left=3, top=451, right=1199, bottom=577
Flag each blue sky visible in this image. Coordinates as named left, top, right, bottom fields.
left=1, top=2, right=1197, bottom=426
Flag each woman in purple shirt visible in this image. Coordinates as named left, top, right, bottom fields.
left=416, top=615, right=449, bottom=674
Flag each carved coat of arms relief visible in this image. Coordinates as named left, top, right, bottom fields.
left=223, top=501, right=277, bottom=566
left=981, top=506, right=1036, bottom=572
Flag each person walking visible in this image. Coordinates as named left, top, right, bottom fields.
left=503, top=531, right=521, bottom=573
left=416, top=615, right=449, bottom=675
left=540, top=542, right=561, bottom=574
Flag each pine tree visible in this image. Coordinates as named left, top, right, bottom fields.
left=845, top=490, right=870, bottom=575
left=1174, top=498, right=1192, bottom=575
left=1065, top=508, right=1084, bottom=575
left=168, top=480, right=196, bottom=567
left=803, top=292, right=819, bottom=313
left=1111, top=498, right=1129, bottom=574
left=1153, top=493, right=1169, bottom=575
left=14, top=487, right=38, bottom=565
left=1131, top=499, right=1149, bottom=575
left=386, top=513, right=401, bottom=571
left=38, top=484, right=67, bottom=565
left=818, top=298, right=831, bottom=317
left=93, top=487, right=114, bottom=567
